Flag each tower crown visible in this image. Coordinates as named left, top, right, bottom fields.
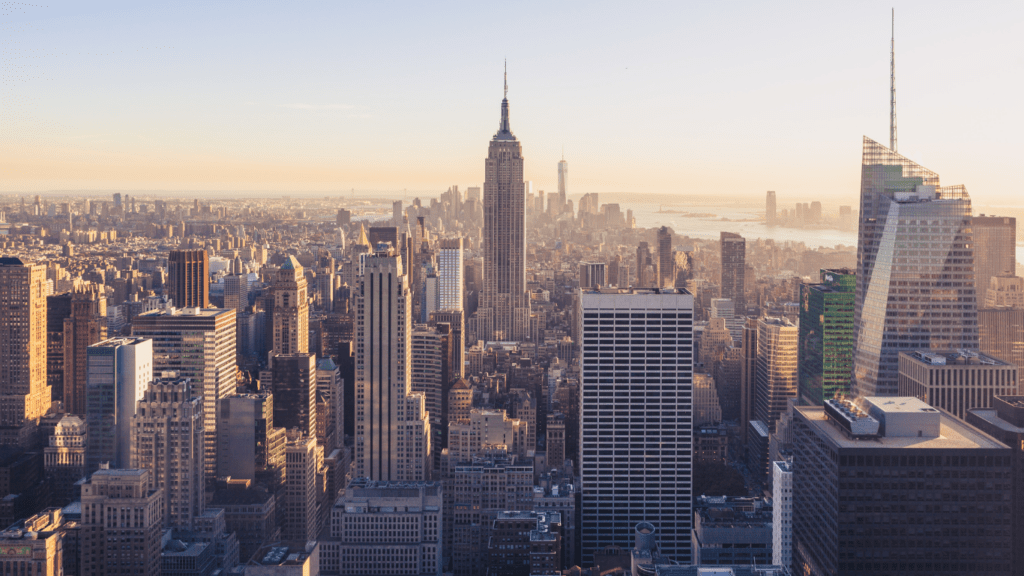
left=494, top=62, right=515, bottom=141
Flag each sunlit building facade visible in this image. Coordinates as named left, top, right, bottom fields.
left=798, top=268, right=855, bottom=405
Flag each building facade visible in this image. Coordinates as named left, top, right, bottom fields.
left=80, top=469, right=164, bottom=576
left=972, top=215, right=1016, bottom=303
left=85, top=337, right=153, bottom=472
left=578, top=288, right=694, bottom=564
left=898, top=350, right=1018, bottom=420
left=720, top=232, right=746, bottom=312
left=754, top=317, right=798, bottom=433
left=0, top=257, right=50, bottom=443
left=798, top=268, right=855, bottom=405
left=62, top=285, right=107, bottom=415
left=270, top=256, right=309, bottom=355
left=167, top=249, right=210, bottom=309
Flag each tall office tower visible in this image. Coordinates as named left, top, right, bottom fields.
left=557, top=156, right=568, bottom=210
left=766, top=191, right=777, bottom=225
left=479, top=72, right=531, bottom=342
left=216, top=392, right=285, bottom=487
left=657, top=226, right=674, bottom=288
left=853, top=138, right=977, bottom=397
left=63, top=285, right=107, bottom=415
left=223, top=274, right=249, bottom=312
left=699, top=318, right=732, bottom=368
left=710, top=297, right=742, bottom=343
left=412, top=324, right=444, bottom=473
left=85, top=337, right=153, bottom=472
left=635, top=242, right=656, bottom=288
left=793, top=397, right=1013, bottom=575
left=719, top=232, right=746, bottom=312
left=354, top=247, right=431, bottom=481
left=320, top=479, right=442, bottom=576
left=798, top=268, right=855, bottom=405
left=43, top=414, right=87, bottom=506
left=282, top=434, right=318, bottom=542
left=392, top=200, right=403, bottom=226
left=131, top=376, right=205, bottom=529
left=270, top=352, right=317, bottom=438
left=46, top=292, right=72, bottom=405
left=546, top=412, right=566, bottom=468
left=965, top=396, right=1024, bottom=576
left=578, top=262, right=607, bottom=290
left=578, top=288, right=694, bottom=565
left=771, top=461, right=793, bottom=569
left=430, top=309, right=465, bottom=382
left=438, top=237, right=464, bottom=310
left=167, top=249, right=210, bottom=308
left=739, top=318, right=759, bottom=446
left=0, top=257, right=49, bottom=443
left=81, top=468, right=164, bottom=576
left=898, top=350, right=1018, bottom=419
left=316, top=357, right=343, bottom=452
left=271, top=256, right=309, bottom=355
left=979, top=275, right=1024, bottom=371
left=132, top=307, right=236, bottom=479
left=973, top=215, right=1016, bottom=302
left=753, top=317, right=798, bottom=434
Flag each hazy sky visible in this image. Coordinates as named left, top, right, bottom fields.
left=1, top=1, right=1022, bottom=204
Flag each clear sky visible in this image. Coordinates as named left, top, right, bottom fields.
left=1, top=1, right=1022, bottom=204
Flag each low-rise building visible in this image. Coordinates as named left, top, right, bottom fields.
left=691, top=496, right=773, bottom=567
left=0, top=507, right=66, bottom=576
left=898, top=350, right=1018, bottom=420
left=486, top=510, right=562, bottom=576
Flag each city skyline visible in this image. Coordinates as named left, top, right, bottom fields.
left=2, top=2, right=1023, bottom=204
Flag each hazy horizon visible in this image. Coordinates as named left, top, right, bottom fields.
left=2, top=1, right=1022, bottom=204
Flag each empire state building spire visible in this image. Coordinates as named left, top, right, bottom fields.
left=495, top=61, right=514, bottom=140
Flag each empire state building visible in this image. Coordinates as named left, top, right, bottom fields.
left=479, top=69, right=530, bottom=341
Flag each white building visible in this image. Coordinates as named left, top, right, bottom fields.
left=772, top=460, right=793, bottom=568
left=446, top=408, right=529, bottom=463
left=578, top=288, right=694, bottom=564
left=85, top=337, right=153, bottom=472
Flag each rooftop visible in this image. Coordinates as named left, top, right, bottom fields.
left=902, top=349, right=1010, bottom=367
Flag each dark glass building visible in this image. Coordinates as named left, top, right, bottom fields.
left=270, top=352, right=317, bottom=438
left=793, top=396, right=1013, bottom=576
left=167, top=249, right=210, bottom=308
left=798, top=268, right=855, bottom=405
left=720, top=232, right=746, bottom=312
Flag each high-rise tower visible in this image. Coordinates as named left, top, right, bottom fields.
left=479, top=66, right=531, bottom=342
left=271, top=255, right=309, bottom=355
left=0, top=257, right=50, bottom=444
left=766, top=191, right=777, bottom=225
left=558, top=155, right=568, bottom=211
left=720, top=232, right=746, bottom=312
left=63, top=285, right=107, bottom=415
left=167, top=249, right=210, bottom=308
left=853, top=138, right=977, bottom=397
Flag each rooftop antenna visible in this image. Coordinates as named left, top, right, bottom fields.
left=890, top=8, right=897, bottom=152
left=504, top=59, right=508, bottom=99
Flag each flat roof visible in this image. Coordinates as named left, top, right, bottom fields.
left=967, top=408, right=1024, bottom=434
left=901, top=350, right=1011, bottom=367
left=795, top=405, right=1008, bottom=450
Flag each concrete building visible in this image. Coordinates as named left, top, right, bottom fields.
left=438, top=237, right=464, bottom=311
left=43, top=414, right=87, bottom=506
left=486, top=511, right=563, bottom=576
left=710, top=298, right=742, bottom=347
left=771, top=461, right=793, bottom=569
left=316, top=357, right=343, bottom=452
left=131, top=376, right=205, bottom=529
left=720, top=232, right=746, bottom=312
left=578, top=288, right=694, bottom=564
left=270, top=256, right=309, bottom=355
left=578, top=262, right=607, bottom=290
left=0, top=257, right=50, bottom=445
left=429, top=309, right=465, bottom=382
left=209, top=482, right=279, bottom=564
left=965, top=396, right=1024, bottom=576
left=247, top=542, right=319, bottom=576
left=447, top=379, right=474, bottom=426
left=354, top=247, right=431, bottom=482
left=973, top=215, right=1016, bottom=303
left=478, top=75, right=531, bottom=342
left=979, top=275, right=1024, bottom=375
left=321, top=478, right=442, bottom=576
left=282, top=434, right=318, bottom=542
left=0, top=507, right=66, bottom=576
left=270, top=353, right=317, bottom=438
left=693, top=373, right=722, bottom=426
left=545, top=412, right=565, bottom=470
left=223, top=274, right=249, bottom=312
left=80, top=468, right=164, bottom=576
left=167, top=249, right=210, bottom=308
left=411, top=324, right=444, bottom=472
left=657, top=226, right=674, bottom=289
left=446, top=408, right=529, bottom=464
left=85, top=337, right=153, bottom=472
left=216, top=393, right=285, bottom=488
left=898, top=350, right=1018, bottom=420
left=754, top=317, right=798, bottom=433
left=792, top=396, right=1012, bottom=575
left=798, top=268, right=855, bottom=405
left=740, top=318, right=758, bottom=446
left=133, top=307, right=236, bottom=479
left=691, top=496, right=773, bottom=567
left=853, top=138, right=978, bottom=397
left=62, top=285, right=107, bottom=415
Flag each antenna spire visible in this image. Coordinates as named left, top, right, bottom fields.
left=504, top=59, right=508, bottom=100
left=890, top=8, right=897, bottom=152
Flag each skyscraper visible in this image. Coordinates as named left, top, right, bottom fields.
left=478, top=69, right=531, bottom=342
left=578, top=287, right=694, bottom=564
left=754, top=317, right=798, bottom=434
left=438, top=237, right=464, bottom=311
left=63, top=285, right=107, bottom=415
left=224, top=273, right=249, bottom=312
left=283, top=433, right=318, bottom=542
left=558, top=156, right=568, bottom=211
left=766, top=191, right=777, bottom=225
left=740, top=317, right=758, bottom=446
left=270, top=352, right=317, bottom=438
left=131, top=376, right=205, bottom=529
left=979, top=275, right=1024, bottom=371
left=84, top=337, right=153, bottom=472
left=0, top=257, right=49, bottom=444
left=80, top=469, right=164, bottom=576
left=132, top=307, right=236, bottom=478
left=354, top=247, right=431, bottom=481
left=720, top=232, right=746, bottom=312
left=167, top=249, right=210, bottom=308
left=216, top=392, right=285, bottom=487
left=657, top=226, right=674, bottom=288
left=798, top=268, right=855, bottom=405
left=972, top=215, right=1016, bottom=302
left=411, top=324, right=444, bottom=473
left=271, top=255, right=309, bottom=355
left=853, top=137, right=977, bottom=397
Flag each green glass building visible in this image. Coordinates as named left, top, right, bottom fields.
left=798, top=268, right=855, bottom=405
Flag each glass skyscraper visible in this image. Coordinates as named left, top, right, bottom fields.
left=798, top=268, right=855, bottom=405
left=853, top=137, right=977, bottom=397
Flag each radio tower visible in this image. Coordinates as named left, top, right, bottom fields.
left=890, top=8, right=897, bottom=152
